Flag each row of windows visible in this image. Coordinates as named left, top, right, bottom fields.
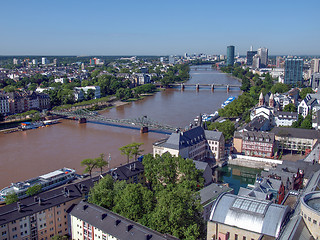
left=302, top=211, right=320, bottom=226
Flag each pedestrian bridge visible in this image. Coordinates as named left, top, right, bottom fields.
left=50, top=109, right=177, bottom=134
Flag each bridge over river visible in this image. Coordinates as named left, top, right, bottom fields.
left=155, top=83, right=241, bottom=91
left=50, top=109, right=178, bottom=134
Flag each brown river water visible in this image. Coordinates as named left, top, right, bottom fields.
left=0, top=65, right=241, bottom=189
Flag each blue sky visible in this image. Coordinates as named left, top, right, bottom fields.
left=1, top=0, right=319, bottom=56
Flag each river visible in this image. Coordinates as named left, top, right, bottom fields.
left=0, top=65, right=241, bottom=189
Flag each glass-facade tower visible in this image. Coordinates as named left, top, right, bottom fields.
left=227, top=46, right=235, bottom=66
left=284, top=58, right=303, bottom=86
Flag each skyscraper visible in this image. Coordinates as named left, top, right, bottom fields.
left=227, top=46, right=235, bottom=66
left=257, top=47, right=268, bottom=68
left=246, top=50, right=257, bottom=66
left=284, top=58, right=303, bottom=86
left=311, top=59, right=320, bottom=74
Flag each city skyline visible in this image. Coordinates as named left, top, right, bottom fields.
left=1, top=0, right=320, bottom=56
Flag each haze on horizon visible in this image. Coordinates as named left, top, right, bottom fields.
left=1, top=0, right=319, bottom=56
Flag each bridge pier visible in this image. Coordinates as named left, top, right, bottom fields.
left=227, top=85, right=230, bottom=92
left=79, top=118, right=87, bottom=123
left=196, top=84, right=199, bottom=91
left=181, top=83, right=185, bottom=91
left=140, top=126, right=148, bottom=134
left=211, top=84, right=214, bottom=92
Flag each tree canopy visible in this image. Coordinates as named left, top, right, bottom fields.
left=88, top=153, right=205, bottom=239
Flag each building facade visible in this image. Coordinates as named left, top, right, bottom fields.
left=153, top=127, right=225, bottom=161
left=246, top=50, right=257, bottom=66
left=70, top=201, right=178, bottom=240
left=226, top=46, right=235, bottom=66
left=257, top=47, right=268, bottom=68
left=284, top=58, right=303, bottom=86
left=233, top=131, right=275, bottom=158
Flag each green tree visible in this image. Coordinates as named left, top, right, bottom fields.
left=300, top=114, right=312, bottom=129
left=149, top=186, right=204, bottom=240
left=283, top=103, right=297, bottom=112
left=88, top=175, right=115, bottom=209
left=300, top=87, right=314, bottom=100
left=5, top=192, right=18, bottom=205
left=271, top=83, right=290, bottom=94
left=95, top=153, right=108, bottom=174
left=81, top=158, right=97, bottom=178
left=26, top=184, right=42, bottom=196
left=119, top=144, right=134, bottom=164
left=113, top=183, right=154, bottom=223
left=292, top=114, right=304, bottom=128
left=130, top=142, right=144, bottom=161
left=207, top=120, right=235, bottom=141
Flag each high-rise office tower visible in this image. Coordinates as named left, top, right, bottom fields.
left=227, top=46, right=235, bottom=66
left=252, top=54, right=261, bottom=69
left=257, top=47, right=268, bottom=68
left=284, top=58, right=303, bottom=86
left=42, top=57, right=49, bottom=65
left=311, top=59, right=320, bottom=74
left=247, top=50, right=257, bottom=66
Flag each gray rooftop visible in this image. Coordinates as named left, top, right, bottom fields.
left=0, top=177, right=95, bottom=225
left=209, top=193, right=290, bottom=237
left=271, top=127, right=320, bottom=140
left=199, top=183, right=232, bottom=206
left=193, top=160, right=209, bottom=171
left=70, top=201, right=179, bottom=240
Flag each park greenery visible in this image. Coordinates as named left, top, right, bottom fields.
left=88, top=152, right=205, bottom=240
left=119, top=142, right=144, bottom=163
left=81, top=154, right=109, bottom=177
left=159, top=64, right=190, bottom=87
left=206, top=120, right=235, bottom=141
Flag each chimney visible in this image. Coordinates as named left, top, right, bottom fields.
left=17, top=202, right=21, bottom=212
left=115, top=219, right=121, bottom=226
left=101, top=213, right=107, bottom=220
left=127, top=225, right=133, bottom=232
left=83, top=205, right=88, bottom=211
left=146, top=234, right=153, bottom=240
left=38, top=197, right=42, bottom=205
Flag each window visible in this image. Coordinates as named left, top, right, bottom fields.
left=235, top=234, right=238, bottom=240
left=313, top=219, right=317, bottom=224
left=308, top=217, right=311, bottom=222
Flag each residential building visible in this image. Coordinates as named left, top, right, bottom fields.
left=271, top=127, right=320, bottom=154
left=226, top=46, right=235, bottom=66
left=193, top=160, right=213, bottom=186
left=0, top=93, right=10, bottom=115
left=207, top=193, right=290, bottom=240
left=205, top=130, right=225, bottom=161
left=233, top=131, right=275, bottom=158
left=241, top=115, right=271, bottom=132
left=311, top=72, right=320, bottom=90
left=298, top=93, right=320, bottom=117
left=257, top=47, right=268, bottom=68
left=74, top=86, right=101, bottom=99
left=199, top=183, right=233, bottom=221
left=133, top=73, right=151, bottom=85
left=73, top=88, right=84, bottom=101
left=32, top=59, right=38, bottom=65
left=274, top=111, right=298, bottom=127
left=0, top=178, right=93, bottom=240
left=13, top=58, right=21, bottom=65
left=246, top=50, right=257, bottom=66
left=153, top=127, right=225, bottom=161
left=238, top=177, right=282, bottom=202
left=109, top=161, right=145, bottom=185
left=7, top=92, right=29, bottom=113
left=284, top=58, right=303, bottom=86
left=70, top=201, right=179, bottom=240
